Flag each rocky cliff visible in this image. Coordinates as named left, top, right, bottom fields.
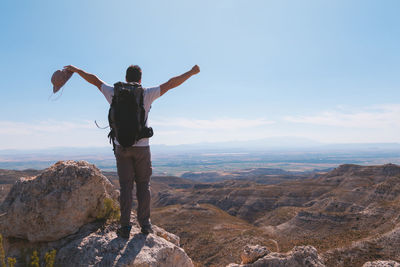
left=2, top=162, right=400, bottom=266
left=151, top=164, right=400, bottom=266
left=0, top=161, right=193, bottom=267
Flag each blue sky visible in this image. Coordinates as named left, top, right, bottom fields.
left=1, top=0, right=400, bottom=149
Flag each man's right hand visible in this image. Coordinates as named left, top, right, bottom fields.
left=160, top=65, right=200, bottom=96
left=190, top=65, right=200, bottom=75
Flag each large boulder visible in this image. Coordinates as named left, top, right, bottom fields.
left=0, top=160, right=118, bottom=242
left=227, top=245, right=325, bottom=267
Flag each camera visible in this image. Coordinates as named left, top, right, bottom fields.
left=140, top=127, right=154, bottom=138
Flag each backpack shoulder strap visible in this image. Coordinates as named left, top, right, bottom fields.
left=138, top=85, right=145, bottom=126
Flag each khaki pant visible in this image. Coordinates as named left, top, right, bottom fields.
left=114, top=145, right=152, bottom=228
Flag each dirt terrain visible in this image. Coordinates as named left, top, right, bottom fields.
left=1, top=164, right=399, bottom=266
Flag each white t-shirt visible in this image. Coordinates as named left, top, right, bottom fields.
left=101, top=83, right=160, bottom=147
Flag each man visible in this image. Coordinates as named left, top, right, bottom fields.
left=64, top=64, right=200, bottom=237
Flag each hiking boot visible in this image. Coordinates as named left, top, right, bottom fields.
left=141, top=224, right=153, bottom=235
left=117, top=225, right=132, bottom=238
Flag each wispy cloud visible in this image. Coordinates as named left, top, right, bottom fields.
left=284, top=104, right=400, bottom=128
left=2, top=105, right=400, bottom=150
left=0, top=120, right=109, bottom=149
left=0, top=118, right=277, bottom=149
left=151, top=117, right=274, bottom=130
left=0, top=120, right=94, bottom=135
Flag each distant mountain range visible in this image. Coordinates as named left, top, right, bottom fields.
left=2, top=139, right=400, bottom=155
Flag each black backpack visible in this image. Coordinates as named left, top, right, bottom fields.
left=108, top=82, right=153, bottom=148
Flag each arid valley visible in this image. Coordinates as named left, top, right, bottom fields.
left=1, top=154, right=400, bottom=266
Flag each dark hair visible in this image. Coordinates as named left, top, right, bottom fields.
left=126, top=65, right=142, bottom=83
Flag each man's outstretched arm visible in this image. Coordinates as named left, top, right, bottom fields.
left=160, top=65, right=200, bottom=96
left=64, top=65, right=104, bottom=91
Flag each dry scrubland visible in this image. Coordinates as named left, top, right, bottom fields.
left=148, top=164, right=400, bottom=266
left=1, top=163, right=400, bottom=266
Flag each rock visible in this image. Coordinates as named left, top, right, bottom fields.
left=152, top=224, right=180, bottom=246
left=227, top=245, right=325, bottom=267
left=1, top=160, right=194, bottom=267
left=0, top=160, right=119, bottom=242
left=54, top=221, right=193, bottom=267
left=362, top=261, right=400, bottom=267
left=240, top=245, right=270, bottom=264
left=5, top=217, right=194, bottom=267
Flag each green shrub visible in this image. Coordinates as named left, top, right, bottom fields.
left=44, top=249, right=56, bottom=267
left=0, top=234, right=5, bottom=267
left=0, top=233, right=58, bottom=267
left=7, top=258, right=16, bottom=267
left=30, top=251, right=39, bottom=267
left=96, top=197, right=120, bottom=222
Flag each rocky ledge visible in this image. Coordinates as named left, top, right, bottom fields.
left=227, top=245, right=325, bottom=267
left=227, top=245, right=400, bottom=267
left=362, top=261, right=400, bottom=267
left=0, top=160, right=193, bottom=267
